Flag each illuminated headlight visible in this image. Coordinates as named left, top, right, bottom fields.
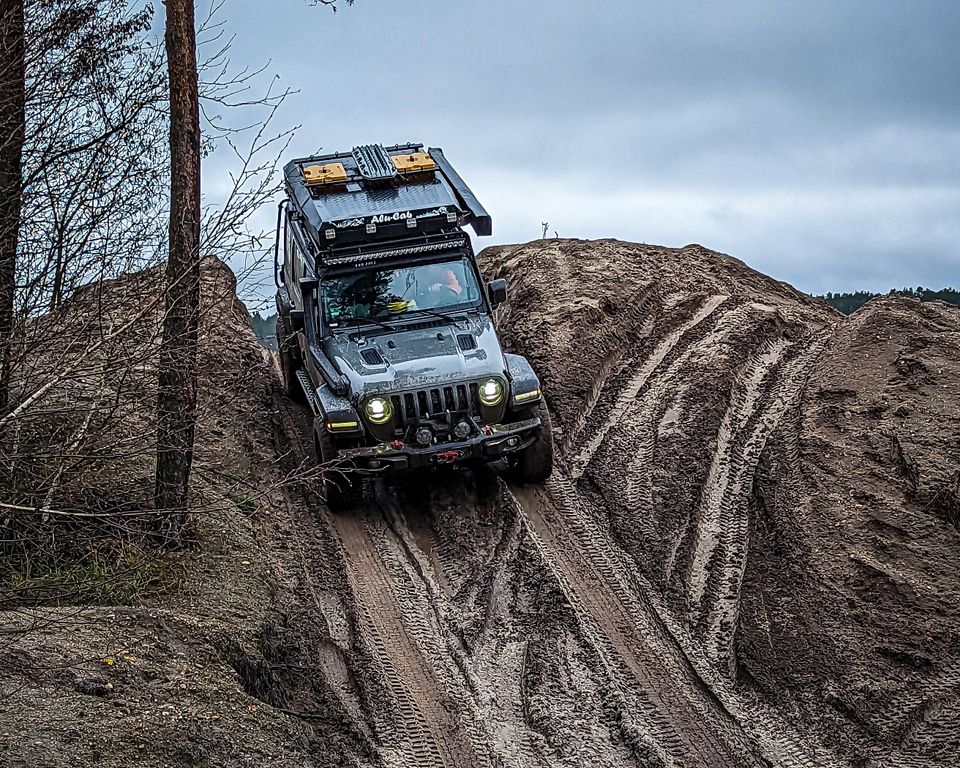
left=478, top=378, right=504, bottom=406
left=364, top=397, right=393, bottom=424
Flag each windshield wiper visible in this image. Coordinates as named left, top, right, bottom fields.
left=410, top=307, right=466, bottom=327
left=347, top=316, right=397, bottom=333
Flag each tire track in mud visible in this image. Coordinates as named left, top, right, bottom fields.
left=274, top=397, right=490, bottom=768
left=329, top=510, right=491, bottom=768
left=689, top=333, right=832, bottom=674
left=529, top=302, right=847, bottom=767
left=587, top=301, right=765, bottom=560
left=511, top=473, right=847, bottom=768
left=570, top=293, right=729, bottom=479
left=560, top=283, right=664, bottom=458
left=376, top=493, right=548, bottom=768
left=683, top=339, right=791, bottom=632
left=510, top=475, right=764, bottom=768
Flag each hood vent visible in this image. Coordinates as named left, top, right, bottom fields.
left=457, top=333, right=477, bottom=351
left=360, top=348, right=385, bottom=366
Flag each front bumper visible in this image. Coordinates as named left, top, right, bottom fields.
left=336, top=417, right=541, bottom=474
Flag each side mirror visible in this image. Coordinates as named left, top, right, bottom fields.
left=487, top=278, right=507, bottom=308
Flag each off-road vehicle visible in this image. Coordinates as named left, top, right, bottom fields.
left=274, top=143, right=553, bottom=508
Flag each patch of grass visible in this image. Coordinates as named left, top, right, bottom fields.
left=4, top=546, right=185, bottom=607
left=232, top=494, right=258, bottom=516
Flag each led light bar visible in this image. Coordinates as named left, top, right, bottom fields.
left=322, top=237, right=467, bottom=266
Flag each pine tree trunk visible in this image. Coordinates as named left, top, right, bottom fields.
left=0, top=0, right=24, bottom=415
left=155, top=0, right=201, bottom=524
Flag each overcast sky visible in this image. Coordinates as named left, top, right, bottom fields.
left=199, top=0, right=960, bottom=296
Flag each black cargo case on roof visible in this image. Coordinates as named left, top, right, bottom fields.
left=283, top=143, right=492, bottom=269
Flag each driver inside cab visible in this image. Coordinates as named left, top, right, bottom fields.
left=422, top=264, right=465, bottom=306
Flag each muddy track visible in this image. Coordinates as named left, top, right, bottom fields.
left=570, top=293, right=729, bottom=478
left=331, top=509, right=491, bottom=768
left=274, top=397, right=493, bottom=768
left=510, top=472, right=848, bottom=768
left=559, top=281, right=665, bottom=458
left=689, top=332, right=833, bottom=674
left=510, top=475, right=763, bottom=768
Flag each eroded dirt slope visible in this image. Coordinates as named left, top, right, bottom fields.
left=485, top=238, right=960, bottom=767
left=4, top=240, right=958, bottom=768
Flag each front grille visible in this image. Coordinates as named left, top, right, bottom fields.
left=390, top=383, right=480, bottom=429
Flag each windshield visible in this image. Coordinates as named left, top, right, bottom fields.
left=322, top=257, right=482, bottom=326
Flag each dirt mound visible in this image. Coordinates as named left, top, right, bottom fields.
left=3, top=239, right=957, bottom=768
left=485, top=238, right=960, bottom=766
left=0, top=259, right=371, bottom=767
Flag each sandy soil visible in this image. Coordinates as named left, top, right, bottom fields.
left=2, top=240, right=957, bottom=767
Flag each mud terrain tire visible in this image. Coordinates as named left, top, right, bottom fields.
left=276, top=316, right=306, bottom=404
left=314, top=428, right=362, bottom=511
left=507, top=401, right=554, bottom=484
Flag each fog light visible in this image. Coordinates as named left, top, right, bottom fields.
left=507, top=437, right=519, bottom=447
left=415, top=427, right=433, bottom=446
left=453, top=421, right=471, bottom=440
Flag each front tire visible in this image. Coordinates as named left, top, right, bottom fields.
left=313, top=427, right=362, bottom=511
left=276, top=316, right=306, bottom=404
left=506, top=400, right=554, bottom=484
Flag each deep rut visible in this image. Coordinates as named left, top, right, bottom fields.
left=275, top=396, right=490, bottom=768
left=570, top=293, right=729, bottom=478
left=509, top=474, right=845, bottom=768
left=330, top=510, right=489, bottom=768
left=510, top=475, right=763, bottom=768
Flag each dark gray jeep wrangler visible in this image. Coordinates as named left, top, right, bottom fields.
left=274, top=143, right=553, bottom=508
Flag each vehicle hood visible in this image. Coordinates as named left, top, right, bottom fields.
left=323, top=314, right=508, bottom=400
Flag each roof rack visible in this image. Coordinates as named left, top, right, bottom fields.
left=283, top=143, right=492, bottom=254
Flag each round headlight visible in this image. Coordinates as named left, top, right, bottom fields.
left=364, top=397, right=393, bottom=424
left=478, top=378, right=504, bottom=406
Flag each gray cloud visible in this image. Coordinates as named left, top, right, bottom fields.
left=205, top=0, right=960, bottom=294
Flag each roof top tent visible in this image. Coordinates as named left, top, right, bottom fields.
left=282, top=143, right=492, bottom=272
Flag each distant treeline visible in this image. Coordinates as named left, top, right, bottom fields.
left=816, top=287, right=959, bottom=315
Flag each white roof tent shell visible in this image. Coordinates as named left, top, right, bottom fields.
left=283, top=143, right=492, bottom=268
